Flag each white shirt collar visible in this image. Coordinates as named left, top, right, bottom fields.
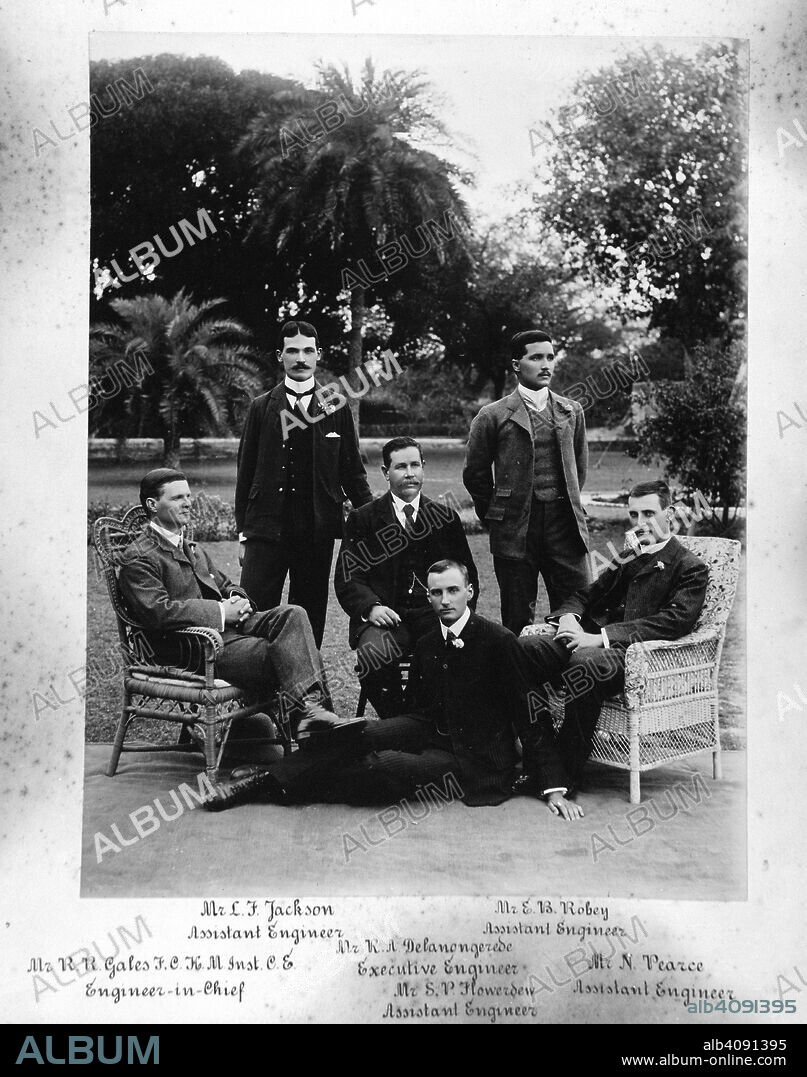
left=518, top=384, right=550, bottom=411
left=639, top=535, right=673, bottom=557
left=440, top=607, right=471, bottom=640
left=149, top=520, right=183, bottom=547
left=391, top=491, right=422, bottom=520
left=285, top=375, right=315, bottom=395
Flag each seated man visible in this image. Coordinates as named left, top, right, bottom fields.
left=118, top=468, right=363, bottom=742
left=517, top=480, right=709, bottom=820
left=204, top=560, right=539, bottom=812
left=334, top=437, right=480, bottom=718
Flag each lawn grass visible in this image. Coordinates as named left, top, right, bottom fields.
left=89, top=445, right=661, bottom=506
left=85, top=520, right=745, bottom=750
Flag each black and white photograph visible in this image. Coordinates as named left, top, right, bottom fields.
left=1, top=0, right=805, bottom=1038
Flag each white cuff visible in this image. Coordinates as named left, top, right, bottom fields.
left=219, top=602, right=226, bottom=631
left=543, top=787, right=568, bottom=796
left=238, top=533, right=247, bottom=543
left=601, top=628, right=610, bottom=649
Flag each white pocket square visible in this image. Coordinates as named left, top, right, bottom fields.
left=325, top=432, right=340, bottom=438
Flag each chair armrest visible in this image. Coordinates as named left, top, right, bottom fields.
left=175, top=626, right=224, bottom=689
left=623, top=625, right=723, bottom=707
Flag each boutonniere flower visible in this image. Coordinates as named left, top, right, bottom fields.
left=655, top=561, right=665, bottom=570
left=448, top=636, right=464, bottom=649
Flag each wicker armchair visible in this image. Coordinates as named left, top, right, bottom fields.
left=92, top=506, right=292, bottom=780
left=520, top=536, right=741, bottom=803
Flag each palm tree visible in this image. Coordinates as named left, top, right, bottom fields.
left=238, top=59, right=473, bottom=427
left=90, top=290, right=267, bottom=466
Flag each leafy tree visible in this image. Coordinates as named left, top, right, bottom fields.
left=90, top=55, right=299, bottom=339
left=238, top=59, right=473, bottom=426
left=631, top=340, right=746, bottom=530
left=90, top=291, right=267, bottom=466
left=536, top=43, right=747, bottom=345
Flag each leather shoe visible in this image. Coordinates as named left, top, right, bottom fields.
left=295, top=698, right=366, bottom=741
left=202, top=767, right=288, bottom=812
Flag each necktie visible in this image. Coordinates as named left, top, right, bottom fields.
left=402, top=503, right=415, bottom=535
left=287, top=387, right=312, bottom=415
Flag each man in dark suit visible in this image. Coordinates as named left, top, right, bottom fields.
left=119, top=469, right=364, bottom=742
left=235, top=319, right=373, bottom=647
left=202, top=559, right=537, bottom=811
left=463, top=328, right=591, bottom=634
left=334, top=437, right=480, bottom=718
left=517, top=480, right=709, bottom=820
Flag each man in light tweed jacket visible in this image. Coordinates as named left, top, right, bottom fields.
left=463, top=329, right=591, bottom=635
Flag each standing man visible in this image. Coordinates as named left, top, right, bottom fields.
left=335, top=437, right=479, bottom=718
left=517, top=480, right=709, bottom=818
left=235, top=320, right=372, bottom=647
left=204, top=560, right=537, bottom=812
left=463, top=329, right=591, bottom=634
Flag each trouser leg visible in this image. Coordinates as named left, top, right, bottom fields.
left=239, top=538, right=288, bottom=614
left=494, top=556, right=540, bottom=635
left=555, top=648, right=625, bottom=788
left=355, top=623, right=412, bottom=718
left=287, top=535, right=334, bottom=649
left=538, top=499, right=591, bottom=610
left=218, top=605, right=327, bottom=706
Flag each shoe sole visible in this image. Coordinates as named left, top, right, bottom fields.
left=296, top=717, right=366, bottom=741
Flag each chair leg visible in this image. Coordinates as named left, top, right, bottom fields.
left=712, top=748, right=722, bottom=780
left=106, top=693, right=132, bottom=777
left=628, top=711, right=641, bottom=804
left=203, top=703, right=220, bottom=781
left=629, top=769, right=641, bottom=805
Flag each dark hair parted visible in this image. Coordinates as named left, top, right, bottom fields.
left=277, top=320, right=320, bottom=351
left=139, top=468, right=188, bottom=513
left=510, top=329, right=553, bottom=364
left=427, top=559, right=470, bottom=586
left=628, top=479, right=672, bottom=510
left=382, top=436, right=424, bottom=469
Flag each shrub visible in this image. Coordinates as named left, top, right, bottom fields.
left=631, top=340, right=746, bottom=532
left=87, top=491, right=237, bottom=543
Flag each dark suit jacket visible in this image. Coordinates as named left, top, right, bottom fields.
left=405, top=612, right=536, bottom=802
left=334, top=492, right=480, bottom=648
left=118, top=527, right=240, bottom=664
left=235, top=382, right=372, bottom=542
left=549, top=534, right=708, bottom=647
left=463, top=388, right=588, bottom=558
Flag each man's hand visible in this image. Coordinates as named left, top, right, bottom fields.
left=223, top=595, right=252, bottom=626
left=366, top=604, right=402, bottom=629
left=557, top=613, right=580, bottom=633
left=555, top=625, right=603, bottom=652
left=546, top=791, right=585, bottom=821
left=238, top=539, right=246, bottom=566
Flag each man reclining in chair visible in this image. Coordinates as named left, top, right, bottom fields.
left=118, top=468, right=364, bottom=745
left=516, top=479, right=709, bottom=821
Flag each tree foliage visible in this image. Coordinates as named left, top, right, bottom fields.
left=90, top=55, right=299, bottom=338
left=90, top=291, right=267, bottom=465
left=536, top=43, right=747, bottom=345
left=237, top=59, right=473, bottom=424
left=632, top=341, right=746, bottom=529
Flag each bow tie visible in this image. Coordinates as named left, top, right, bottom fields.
left=285, top=386, right=313, bottom=398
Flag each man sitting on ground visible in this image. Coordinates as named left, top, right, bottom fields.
left=203, top=560, right=540, bottom=812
